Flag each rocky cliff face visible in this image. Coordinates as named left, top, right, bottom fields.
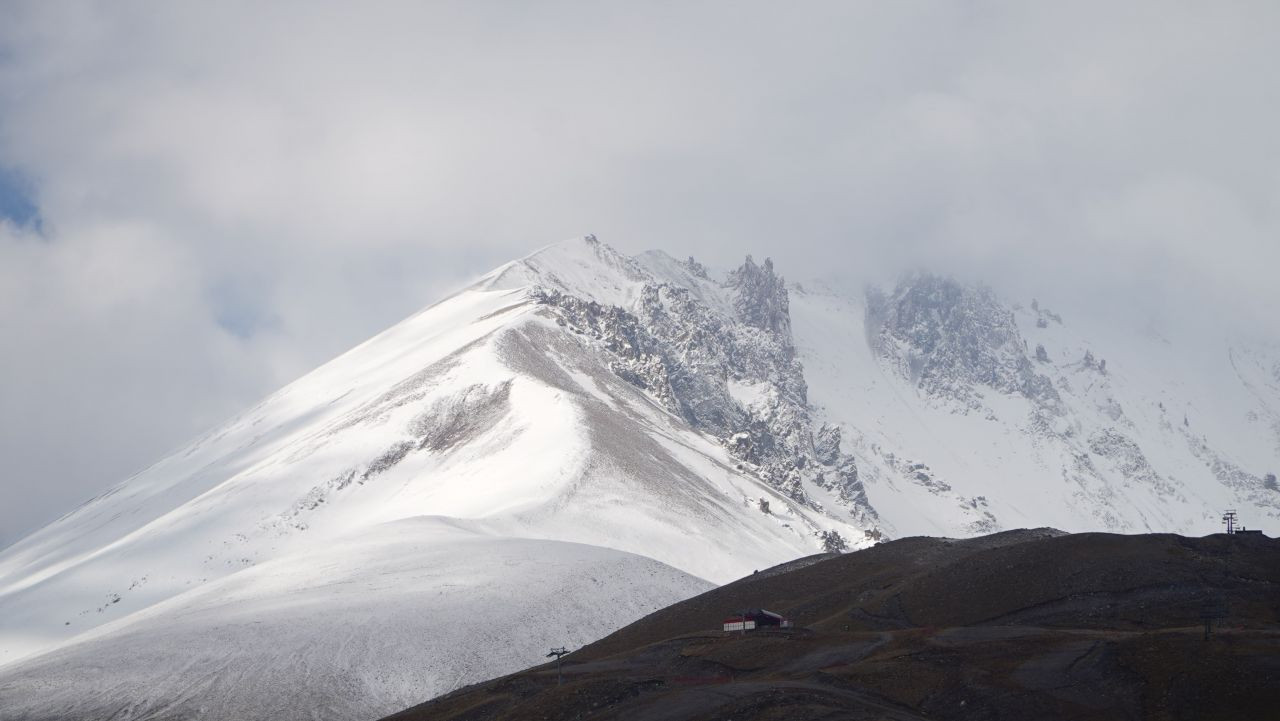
left=729, top=255, right=792, bottom=340
left=843, top=269, right=1280, bottom=536
left=529, top=248, right=1279, bottom=540
left=867, top=273, right=1060, bottom=413
left=532, top=255, right=875, bottom=529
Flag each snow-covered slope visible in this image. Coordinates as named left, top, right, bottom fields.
left=791, top=274, right=1280, bottom=539
left=0, top=517, right=707, bottom=721
left=2, top=236, right=1276, bottom=720
left=0, top=237, right=862, bottom=721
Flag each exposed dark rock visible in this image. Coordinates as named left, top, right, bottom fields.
left=819, top=529, right=848, bottom=553
left=410, top=381, right=513, bottom=452
left=728, top=255, right=791, bottom=341
left=531, top=267, right=874, bottom=524
left=867, top=274, right=1060, bottom=413
left=362, top=441, right=413, bottom=481
left=683, top=256, right=709, bottom=279
left=1089, top=428, right=1178, bottom=496
left=813, top=423, right=841, bottom=466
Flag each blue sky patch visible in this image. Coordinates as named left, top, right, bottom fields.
left=0, top=165, right=41, bottom=231
left=208, top=276, right=278, bottom=339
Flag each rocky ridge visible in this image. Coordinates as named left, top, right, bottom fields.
left=852, top=269, right=1280, bottom=535
left=531, top=252, right=875, bottom=532
left=866, top=273, right=1061, bottom=413
left=525, top=243, right=1279, bottom=541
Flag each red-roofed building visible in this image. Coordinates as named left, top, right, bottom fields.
left=722, top=609, right=792, bottom=632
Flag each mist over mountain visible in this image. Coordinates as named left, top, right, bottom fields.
left=5, top=2, right=1280, bottom=556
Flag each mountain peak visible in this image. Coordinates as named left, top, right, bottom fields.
left=476, top=235, right=650, bottom=307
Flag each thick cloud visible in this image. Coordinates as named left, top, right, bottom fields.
left=2, top=1, right=1278, bottom=547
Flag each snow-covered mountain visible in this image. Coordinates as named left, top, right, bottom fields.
left=794, top=273, right=1280, bottom=538
left=0, top=238, right=862, bottom=720
left=2, top=236, right=1276, bottom=720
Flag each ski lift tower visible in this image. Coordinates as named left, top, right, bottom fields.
left=546, top=647, right=569, bottom=685
left=1200, top=597, right=1227, bottom=640
left=1222, top=510, right=1239, bottom=534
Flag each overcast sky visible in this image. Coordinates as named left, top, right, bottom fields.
left=2, top=1, right=1278, bottom=548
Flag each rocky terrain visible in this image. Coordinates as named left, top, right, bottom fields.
left=531, top=247, right=873, bottom=525
left=385, top=529, right=1280, bottom=721
left=792, top=268, right=1280, bottom=538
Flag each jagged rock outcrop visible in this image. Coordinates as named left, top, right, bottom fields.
left=729, top=255, right=792, bottom=340
left=1088, top=427, right=1179, bottom=497
left=813, top=423, right=842, bottom=466
left=683, top=256, right=709, bottom=279
left=867, top=274, right=1060, bottom=412
left=530, top=256, right=874, bottom=524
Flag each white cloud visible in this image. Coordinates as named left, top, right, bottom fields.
left=1, top=0, right=1278, bottom=545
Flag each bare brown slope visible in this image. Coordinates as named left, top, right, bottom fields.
left=383, top=530, right=1280, bottom=721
